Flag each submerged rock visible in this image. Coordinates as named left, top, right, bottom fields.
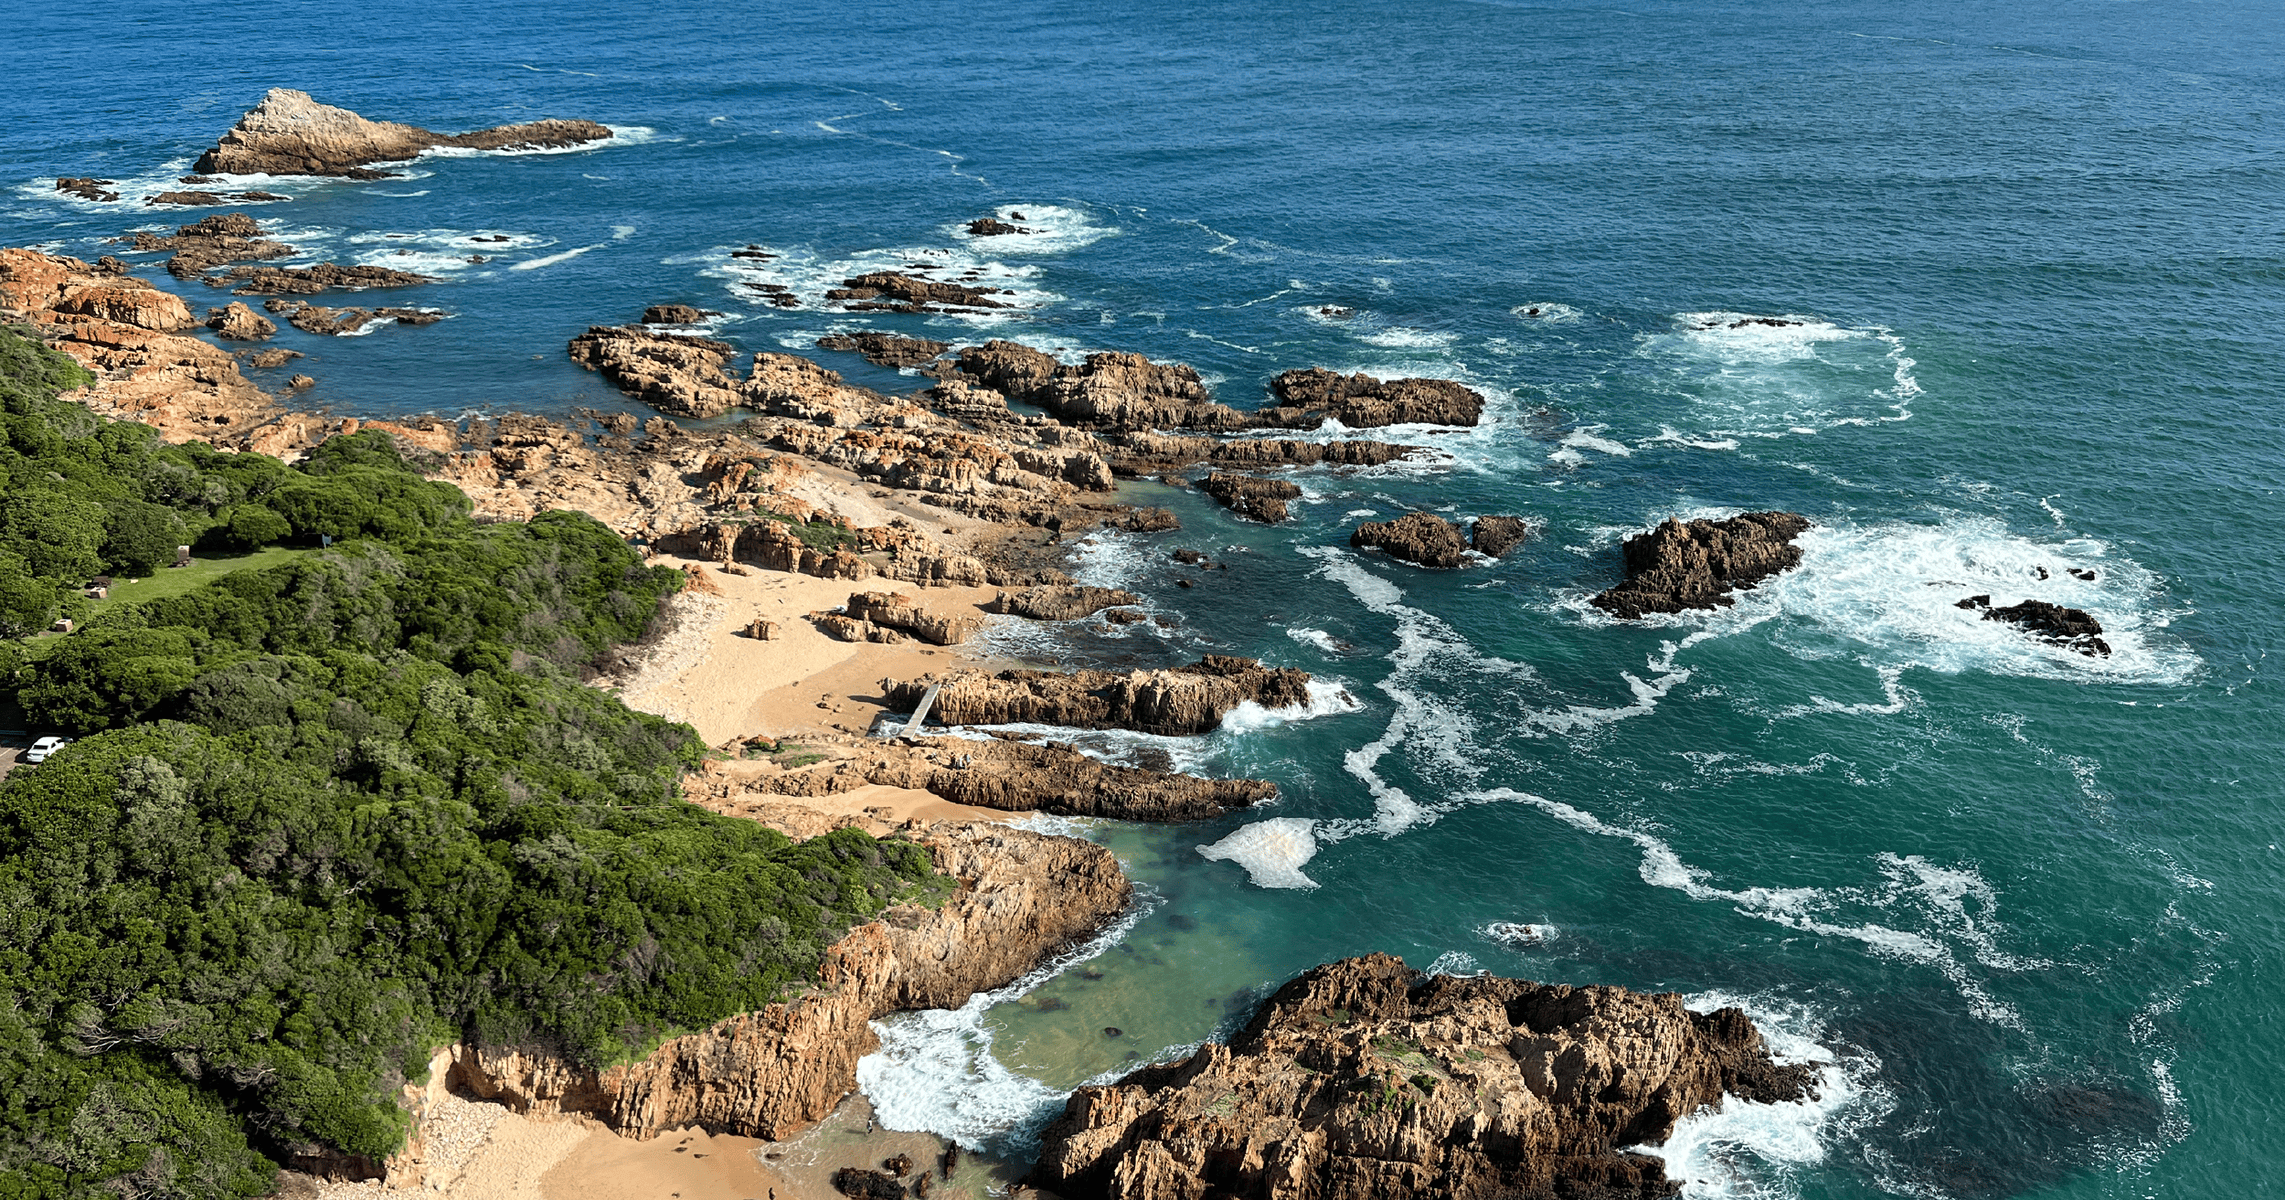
left=1351, top=511, right=1469, bottom=569
left=1590, top=511, right=1811, bottom=619
left=882, top=655, right=1313, bottom=736
left=965, top=216, right=1032, bottom=236
left=827, top=272, right=1006, bottom=312
left=1200, top=472, right=1301, bottom=523
left=194, top=87, right=611, bottom=178
left=1028, top=953, right=1819, bottom=1200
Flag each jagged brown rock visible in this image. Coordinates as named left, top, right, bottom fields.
left=1961, top=596, right=2111, bottom=656
left=881, top=655, right=1312, bottom=736
left=206, top=301, right=276, bottom=341
left=266, top=300, right=439, bottom=336
left=1028, top=953, right=1819, bottom=1200
left=710, top=736, right=1275, bottom=822
left=145, top=189, right=287, bottom=206
left=56, top=177, right=119, bottom=202
left=816, top=330, right=950, bottom=368
left=1590, top=512, right=1811, bottom=619
left=1352, top=511, right=1469, bottom=569
left=194, top=88, right=612, bottom=178
left=828, top=273, right=1006, bottom=312
left=1472, top=515, right=1534, bottom=558
left=448, top=824, right=1130, bottom=1142
left=245, top=347, right=302, bottom=368
left=1112, top=431, right=1417, bottom=476
left=568, top=324, right=747, bottom=418
left=1201, top=472, right=1302, bottom=523
left=841, top=591, right=981, bottom=646
left=129, top=212, right=296, bottom=278
left=993, top=585, right=1143, bottom=620
left=216, top=261, right=434, bottom=295
left=640, top=303, right=717, bottom=325
left=965, top=217, right=1032, bottom=236
left=1261, top=368, right=1485, bottom=428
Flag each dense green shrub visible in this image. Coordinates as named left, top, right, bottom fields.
left=0, top=325, right=946, bottom=1200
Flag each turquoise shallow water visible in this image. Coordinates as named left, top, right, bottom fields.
left=5, top=2, right=2281, bottom=1195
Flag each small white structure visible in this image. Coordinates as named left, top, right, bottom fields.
left=174, top=545, right=192, bottom=568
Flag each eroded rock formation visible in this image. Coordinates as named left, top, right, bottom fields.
left=1202, top=472, right=1302, bottom=523
left=816, top=330, right=950, bottom=368
left=206, top=301, right=276, bottom=340
left=993, top=585, right=1143, bottom=621
left=1472, top=515, right=1534, bottom=559
left=1352, top=511, right=1469, bottom=569
left=1262, top=368, right=1485, bottom=428
left=881, top=655, right=1313, bottom=736
left=840, top=591, right=982, bottom=646
left=827, top=273, right=1007, bottom=313
left=1028, top=953, right=1819, bottom=1200
left=1589, top=512, right=1811, bottom=619
left=195, top=88, right=611, bottom=178
left=449, top=824, right=1130, bottom=1141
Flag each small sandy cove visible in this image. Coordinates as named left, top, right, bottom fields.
left=309, top=558, right=1038, bottom=1200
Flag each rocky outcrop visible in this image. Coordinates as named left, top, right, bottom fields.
left=1028, top=953, right=1819, bottom=1200
left=881, top=655, right=1313, bottom=736
left=194, top=88, right=611, bottom=178
left=841, top=591, right=981, bottom=646
left=0, top=247, right=287, bottom=444
left=450, top=823, right=1129, bottom=1142
left=1471, top=515, right=1533, bottom=559
left=954, top=342, right=1251, bottom=432
left=568, top=325, right=747, bottom=418
left=702, top=736, right=1275, bottom=822
left=816, top=330, right=950, bottom=368
left=1261, top=368, right=1485, bottom=429
left=1352, top=512, right=1469, bottom=569
left=1590, top=512, right=1810, bottom=619
left=56, top=177, right=119, bottom=202
left=1201, top=473, right=1302, bottom=523
left=966, top=217, right=1032, bottom=236
left=205, top=301, right=276, bottom=340
left=266, top=300, right=442, bottom=336
left=993, top=585, right=1142, bottom=621
left=1111, top=432, right=1418, bottom=476
left=640, top=303, right=717, bottom=325
left=214, top=261, right=434, bottom=295
left=129, top=212, right=295, bottom=277
left=827, top=273, right=1007, bottom=313
left=1957, top=596, right=2111, bottom=656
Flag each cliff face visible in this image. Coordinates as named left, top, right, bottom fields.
left=1028, top=954, right=1819, bottom=1200
left=444, top=823, right=1128, bottom=1144
left=193, top=88, right=612, bottom=178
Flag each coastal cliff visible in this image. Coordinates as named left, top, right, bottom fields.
left=383, top=823, right=1127, bottom=1173
left=1028, top=954, right=1818, bottom=1200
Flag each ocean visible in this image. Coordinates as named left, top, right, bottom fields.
left=5, top=1, right=2280, bottom=1195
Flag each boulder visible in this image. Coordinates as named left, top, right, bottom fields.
left=205, top=302, right=276, bottom=341
left=1589, top=512, right=1810, bottom=619
left=640, top=303, right=717, bottom=325
left=1200, top=472, right=1302, bottom=523
left=1471, top=515, right=1533, bottom=558
left=194, top=87, right=611, bottom=178
left=1351, top=511, right=1468, bottom=569
left=1027, top=953, right=1819, bottom=1200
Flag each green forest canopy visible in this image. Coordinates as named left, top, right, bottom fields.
left=0, top=327, right=941, bottom=1200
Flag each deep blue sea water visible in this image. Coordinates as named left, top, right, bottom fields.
left=5, top=3, right=2282, bottom=1196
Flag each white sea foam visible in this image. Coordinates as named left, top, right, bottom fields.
left=1510, top=302, right=1583, bottom=323
left=1641, top=992, right=1882, bottom=1200
left=1484, top=921, right=1558, bottom=946
left=1525, top=632, right=1713, bottom=734
left=1197, top=818, right=1322, bottom=888
left=1643, top=425, right=1742, bottom=451
left=1357, top=326, right=1457, bottom=349
left=1464, top=787, right=2034, bottom=1029
left=947, top=203, right=1116, bottom=255
left=1559, top=426, right=1632, bottom=457
left=1425, top=951, right=1482, bottom=976
left=700, top=237, right=1060, bottom=323
left=418, top=124, right=664, bottom=160
left=1632, top=312, right=1918, bottom=442
left=1219, top=679, right=1364, bottom=732
left=1285, top=626, right=1347, bottom=654
left=858, top=892, right=1159, bottom=1153
left=511, top=243, right=603, bottom=270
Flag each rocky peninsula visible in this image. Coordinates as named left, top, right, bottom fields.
left=1028, top=953, right=1819, bottom=1200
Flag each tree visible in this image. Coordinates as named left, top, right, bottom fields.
left=0, top=490, right=106, bottom=583
left=102, top=500, right=185, bottom=576
left=218, top=504, right=289, bottom=551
